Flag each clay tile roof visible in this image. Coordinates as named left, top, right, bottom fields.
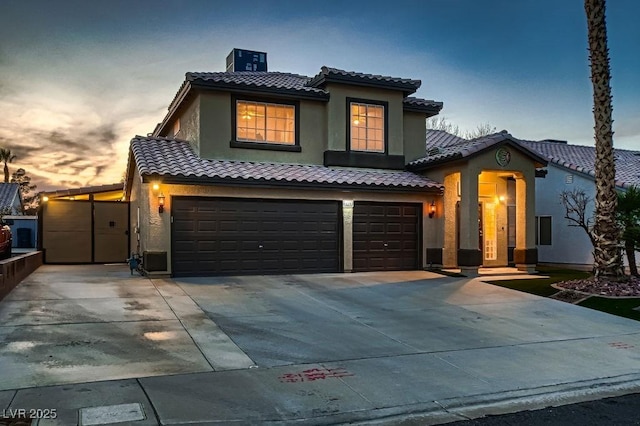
left=130, top=136, right=442, bottom=191
left=403, top=97, right=443, bottom=113
left=409, top=130, right=548, bottom=170
left=425, top=129, right=468, bottom=149
left=307, top=66, right=422, bottom=95
left=186, top=71, right=328, bottom=98
left=521, top=139, right=640, bottom=189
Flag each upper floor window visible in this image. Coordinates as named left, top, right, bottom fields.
left=236, top=100, right=295, bottom=145
left=349, top=101, right=385, bottom=153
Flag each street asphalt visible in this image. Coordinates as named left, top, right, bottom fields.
left=1, top=265, right=640, bottom=425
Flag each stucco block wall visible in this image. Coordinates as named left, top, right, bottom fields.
left=137, top=183, right=437, bottom=274
left=325, top=84, right=404, bottom=155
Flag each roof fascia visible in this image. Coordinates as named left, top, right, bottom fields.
left=315, top=76, right=419, bottom=96
left=403, top=104, right=443, bottom=115
left=190, top=81, right=329, bottom=101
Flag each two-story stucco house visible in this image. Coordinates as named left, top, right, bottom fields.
left=125, top=50, right=547, bottom=277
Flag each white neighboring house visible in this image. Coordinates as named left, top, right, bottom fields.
left=520, top=139, right=640, bottom=270
left=426, top=130, right=640, bottom=270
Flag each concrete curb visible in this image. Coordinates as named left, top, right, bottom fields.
left=253, top=373, right=640, bottom=425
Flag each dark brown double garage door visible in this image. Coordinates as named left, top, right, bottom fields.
left=172, top=197, right=420, bottom=277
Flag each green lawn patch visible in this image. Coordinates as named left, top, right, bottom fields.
left=486, top=266, right=640, bottom=322
left=578, top=297, right=640, bottom=321
left=486, top=266, right=591, bottom=297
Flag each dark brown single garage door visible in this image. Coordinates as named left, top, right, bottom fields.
left=353, top=202, right=421, bottom=272
left=171, top=197, right=341, bottom=277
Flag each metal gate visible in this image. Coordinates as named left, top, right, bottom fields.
left=41, top=200, right=129, bottom=263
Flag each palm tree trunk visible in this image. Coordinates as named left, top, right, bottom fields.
left=624, top=240, right=638, bottom=276
left=3, top=164, right=8, bottom=183
left=585, top=0, right=624, bottom=278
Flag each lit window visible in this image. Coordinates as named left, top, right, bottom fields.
left=236, top=101, right=295, bottom=145
left=350, top=102, right=384, bottom=152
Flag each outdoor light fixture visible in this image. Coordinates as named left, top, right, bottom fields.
left=158, top=192, right=165, bottom=213
left=42, top=196, right=49, bottom=202
left=152, top=183, right=160, bottom=191
left=428, top=200, right=436, bottom=219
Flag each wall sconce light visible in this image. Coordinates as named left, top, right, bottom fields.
left=152, top=183, right=160, bottom=191
left=42, top=196, right=49, bottom=203
left=428, top=200, right=436, bottom=219
left=158, top=192, right=165, bottom=213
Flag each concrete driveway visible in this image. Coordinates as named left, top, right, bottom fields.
left=0, top=264, right=253, bottom=391
left=2, top=265, right=640, bottom=424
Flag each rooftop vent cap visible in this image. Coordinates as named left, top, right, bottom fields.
left=427, top=147, right=441, bottom=156
left=226, top=48, right=267, bottom=72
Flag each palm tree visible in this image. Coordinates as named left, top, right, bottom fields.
left=585, top=0, right=624, bottom=278
left=0, top=149, right=16, bottom=183
left=617, top=187, right=640, bottom=276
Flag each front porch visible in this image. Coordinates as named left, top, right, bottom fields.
left=412, top=132, right=548, bottom=275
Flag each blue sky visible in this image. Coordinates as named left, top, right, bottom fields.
left=1, top=0, right=638, bottom=190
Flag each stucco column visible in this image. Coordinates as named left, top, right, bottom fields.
left=442, top=173, right=459, bottom=268
left=458, top=167, right=481, bottom=274
left=515, top=172, right=537, bottom=272
left=144, top=183, right=170, bottom=275
left=343, top=200, right=353, bottom=272
left=425, top=195, right=443, bottom=269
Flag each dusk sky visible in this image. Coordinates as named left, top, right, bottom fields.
left=1, top=0, right=638, bottom=191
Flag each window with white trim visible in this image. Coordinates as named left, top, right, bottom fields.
left=350, top=102, right=384, bottom=152
left=236, top=100, right=295, bottom=145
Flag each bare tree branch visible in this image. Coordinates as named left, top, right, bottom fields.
left=560, top=188, right=597, bottom=248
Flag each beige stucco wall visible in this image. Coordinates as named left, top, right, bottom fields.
left=184, top=92, right=328, bottom=165
left=403, top=111, right=427, bottom=163
left=136, top=181, right=438, bottom=274
left=175, top=96, right=200, bottom=155
left=325, top=83, right=404, bottom=155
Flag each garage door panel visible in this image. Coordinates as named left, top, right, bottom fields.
left=172, top=198, right=340, bottom=276
left=353, top=223, right=368, bottom=233
left=385, top=206, right=402, bottom=216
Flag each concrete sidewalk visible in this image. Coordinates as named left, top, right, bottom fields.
left=1, top=266, right=640, bottom=425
